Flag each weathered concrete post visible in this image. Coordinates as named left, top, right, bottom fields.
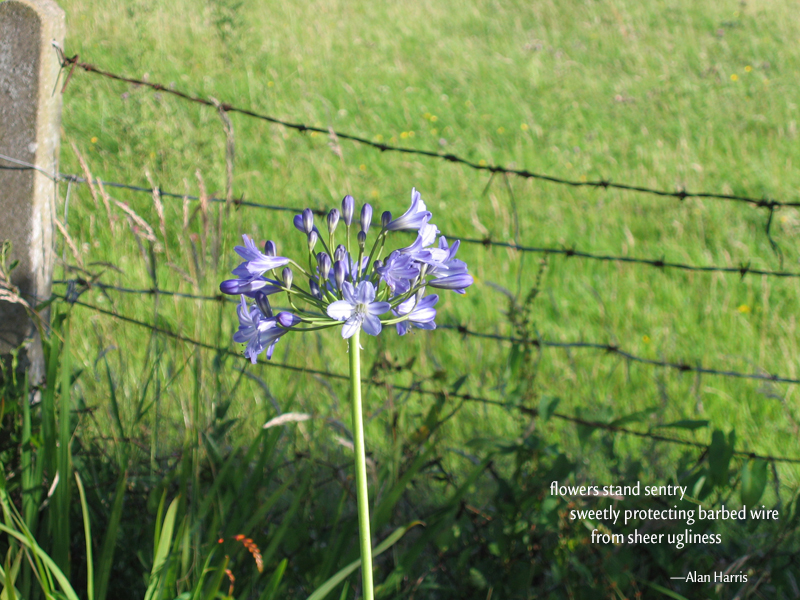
left=0, top=0, right=65, bottom=385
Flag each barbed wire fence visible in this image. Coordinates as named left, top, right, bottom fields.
left=3, top=51, right=799, bottom=471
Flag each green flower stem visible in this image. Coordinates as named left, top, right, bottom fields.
left=349, top=330, right=374, bottom=600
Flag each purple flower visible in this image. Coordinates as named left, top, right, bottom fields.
left=398, top=222, right=439, bottom=260
left=235, top=234, right=289, bottom=276
left=386, top=188, right=432, bottom=231
left=233, top=296, right=297, bottom=362
left=220, top=275, right=283, bottom=296
left=326, top=280, right=391, bottom=338
left=394, top=294, right=438, bottom=335
left=342, top=195, right=355, bottom=226
left=428, top=272, right=474, bottom=294
left=360, top=203, right=373, bottom=234
left=376, top=251, right=419, bottom=294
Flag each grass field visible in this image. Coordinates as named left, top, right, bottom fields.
left=7, top=0, right=800, bottom=597
left=56, top=0, right=800, bottom=476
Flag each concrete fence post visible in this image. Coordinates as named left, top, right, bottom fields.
left=0, top=0, right=65, bottom=385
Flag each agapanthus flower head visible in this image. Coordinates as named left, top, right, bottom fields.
left=221, top=188, right=471, bottom=361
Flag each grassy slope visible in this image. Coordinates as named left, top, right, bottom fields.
left=51, top=0, right=800, bottom=491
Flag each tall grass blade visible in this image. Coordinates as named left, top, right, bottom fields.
left=94, top=466, right=128, bottom=600
left=306, top=523, right=422, bottom=600
left=144, top=496, right=180, bottom=600
left=258, top=558, right=287, bottom=600
left=54, top=317, right=73, bottom=574
left=74, top=472, right=94, bottom=600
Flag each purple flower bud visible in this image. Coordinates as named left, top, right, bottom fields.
left=264, top=240, right=277, bottom=257
left=317, top=252, right=332, bottom=282
left=373, top=259, right=384, bottom=271
left=334, top=244, right=347, bottom=262
left=308, top=230, right=318, bottom=251
left=334, top=260, right=346, bottom=290
left=220, top=277, right=282, bottom=296
left=302, top=208, right=314, bottom=234
left=428, top=273, right=474, bottom=294
left=282, top=267, right=293, bottom=289
left=277, top=311, right=301, bottom=328
left=360, top=203, right=373, bottom=234
left=309, top=278, right=322, bottom=299
left=381, top=211, right=392, bottom=228
left=342, top=195, right=354, bottom=226
left=253, top=291, right=273, bottom=318
left=357, top=230, right=367, bottom=249
left=327, top=209, right=340, bottom=234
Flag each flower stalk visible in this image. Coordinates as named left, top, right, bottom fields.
left=349, top=330, right=374, bottom=599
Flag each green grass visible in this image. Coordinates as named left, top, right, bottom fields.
left=53, top=0, right=800, bottom=478
left=10, top=0, right=800, bottom=594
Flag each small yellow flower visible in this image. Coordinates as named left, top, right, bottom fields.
left=423, top=112, right=432, bottom=120
left=310, top=131, right=318, bottom=137
left=737, top=304, right=750, bottom=313
left=730, top=74, right=739, bottom=81
left=400, top=131, right=409, bottom=139
left=408, top=130, right=415, bottom=138
left=744, top=65, right=752, bottom=72
left=520, top=123, right=529, bottom=131
left=478, top=159, right=487, bottom=166
left=763, top=79, right=769, bottom=85
left=465, top=100, right=472, bottom=108
left=579, top=174, right=587, bottom=182
left=643, top=335, right=651, bottom=344
left=267, top=81, right=274, bottom=87
left=91, top=136, right=98, bottom=144
left=390, top=136, right=397, bottom=143
left=359, top=164, right=367, bottom=172
left=497, top=126, right=505, bottom=134
left=780, top=215, right=788, bottom=223
left=565, top=162, right=573, bottom=169
left=430, top=115, right=438, bottom=122
left=374, top=134, right=384, bottom=142
left=149, top=151, right=156, bottom=159
left=430, top=128, right=438, bottom=135
left=370, top=189, right=379, bottom=199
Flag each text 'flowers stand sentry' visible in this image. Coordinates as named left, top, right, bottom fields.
left=220, top=189, right=473, bottom=600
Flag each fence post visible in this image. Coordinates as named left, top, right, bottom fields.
left=0, top=0, right=65, bottom=386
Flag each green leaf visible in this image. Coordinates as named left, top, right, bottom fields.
left=74, top=473, right=94, bottom=600
left=144, top=496, right=180, bottom=600
left=305, top=522, right=422, bottom=600
left=258, top=558, right=287, bottom=600
left=538, top=396, right=560, bottom=422
left=741, top=459, right=768, bottom=506
left=708, top=429, right=735, bottom=487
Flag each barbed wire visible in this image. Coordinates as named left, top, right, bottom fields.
left=46, top=170, right=800, bottom=281
left=56, top=293, right=800, bottom=465
left=55, top=280, right=800, bottom=386
left=55, top=52, right=800, bottom=214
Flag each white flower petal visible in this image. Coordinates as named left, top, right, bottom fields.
left=327, top=300, right=354, bottom=321
left=342, top=316, right=362, bottom=338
